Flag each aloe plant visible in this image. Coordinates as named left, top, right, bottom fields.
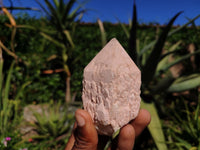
left=127, top=2, right=200, bottom=150
left=128, top=7, right=200, bottom=95
left=30, top=101, right=75, bottom=148
left=31, top=0, right=86, bottom=103
left=99, top=11, right=200, bottom=148
left=10, top=0, right=86, bottom=103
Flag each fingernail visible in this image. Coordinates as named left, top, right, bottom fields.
left=76, top=114, right=85, bottom=127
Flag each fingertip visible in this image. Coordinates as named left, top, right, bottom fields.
left=75, top=112, right=85, bottom=127
left=139, top=109, right=151, bottom=126
left=117, top=124, right=135, bottom=150
left=75, top=109, right=94, bottom=124
left=120, top=124, right=135, bottom=140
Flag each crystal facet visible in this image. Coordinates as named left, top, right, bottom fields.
left=82, top=38, right=141, bottom=136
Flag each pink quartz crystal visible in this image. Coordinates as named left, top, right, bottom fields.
left=82, top=38, right=141, bottom=136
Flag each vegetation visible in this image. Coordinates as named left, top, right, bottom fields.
left=0, top=1, right=200, bottom=149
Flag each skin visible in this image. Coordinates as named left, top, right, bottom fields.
left=65, top=109, right=151, bottom=150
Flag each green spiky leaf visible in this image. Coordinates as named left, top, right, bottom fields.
left=158, top=50, right=200, bottom=75
left=40, top=32, right=65, bottom=48
left=156, top=40, right=182, bottom=72
left=139, top=14, right=200, bottom=57
left=129, top=1, right=137, bottom=63
left=141, top=101, right=168, bottom=150
left=167, top=74, right=200, bottom=92
left=141, top=12, right=182, bottom=85
left=63, top=30, right=75, bottom=48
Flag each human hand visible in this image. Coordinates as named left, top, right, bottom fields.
left=65, top=108, right=151, bottom=150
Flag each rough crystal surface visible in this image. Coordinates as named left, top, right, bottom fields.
left=82, top=38, right=141, bottom=136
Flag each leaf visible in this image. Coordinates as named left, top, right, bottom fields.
left=158, top=50, right=200, bottom=75
left=0, top=7, right=39, bottom=11
left=63, top=30, right=75, bottom=48
left=44, top=0, right=58, bottom=18
left=64, top=64, right=71, bottom=77
left=62, top=49, right=68, bottom=63
left=11, top=27, right=17, bottom=52
left=2, top=61, right=15, bottom=133
left=39, top=32, right=65, bottom=48
left=0, top=50, right=3, bottom=132
left=0, top=41, right=18, bottom=59
left=35, top=0, right=52, bottom=17
left=97, top=19, right=107, bottom=47
left=119, top=21, right=130, bottom=38
left=17, top=25, right=57, bottom=35
left=0, top=49, right=3, bottom=100
left=15, top=81, right=32, bottom=100
left=2, top=8, right=17, bottom=52
left=3, top=100, right=13, bottom=132
left=189, top=147, right=198, bottom=150
left=141, top=12, right=182, bottom=85
left=44, top=0, right=63, bottom=30
left=194, top=105, right=199, bottom=130
left=141, top=101, right=168, bottom=150
left=173, top=136, right=192, bottom=149
left=129, top=1, right=137, bottom=63
left=156, top=40, right=182, bottom=73
left=168, top=14, right=200, bottom=36
left=139, top=41, right=156, bottom=57
left=53, top=0, right=59, bottom=9
left=66, top=0, right=87, bottom=21
left=139, top=14, right=200, bottom=57
left=47, top=54, right=58, bottom=61
left=185, top=17, right=196, bottom=28
left=167, top=74, right=200, bottom=92
left=68, top=8, right=85, bottom=22
left=3, top=61, right=15, bottom=111
left=2, top=7, right=16, bottom=26
left=64, top=0, right=76, bottom=15
left=63, top=0, right=76, bottom=20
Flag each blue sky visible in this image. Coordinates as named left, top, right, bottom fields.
left=2, top=0, right=200, bottom=25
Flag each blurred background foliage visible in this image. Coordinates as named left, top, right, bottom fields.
left=0, top=0, right=200, bottom=149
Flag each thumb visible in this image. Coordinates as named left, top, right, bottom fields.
left=72, top=109, right=98, bottom=150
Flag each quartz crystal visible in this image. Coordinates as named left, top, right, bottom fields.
left=82, top=38, right=141, bottom=136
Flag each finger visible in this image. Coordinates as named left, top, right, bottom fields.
left=115, top=124, right=135, bottom=150
left=130, top=109, right=151, bottom=137
left=72, top=109, right=98, bottom=150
